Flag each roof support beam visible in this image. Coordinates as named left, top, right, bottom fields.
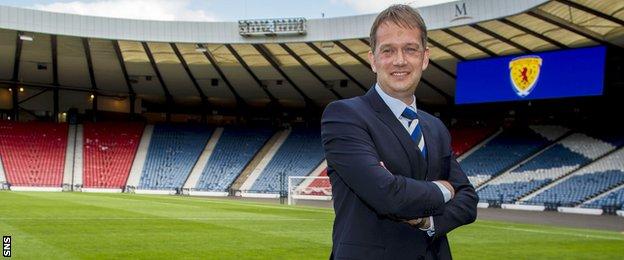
left=253, top=44, right=315, bottom=107
left=499, top=18, right=568, bottom=49
left=82, top=38, right=99, bottom=121
left=360, top=39, right=371, bottom=47
left=333, top=41, right=371, bottom=68
left=18, top=88, right=49, bottom=105
left=112, top=40, right=137, bottom=117
left=420, top=78, right=453, bottom=104
left=470, top=24, right=533, bottom=53
left=201, top=47, right=246, bottom=107
left=442, top=28, right=498, bottom=57
left=51, top=36, right=59, bottom=86
left=112, top=41, right=135, bottom=96
left=306, top=42, right=368, bottom=92
left=279, top=43, right=343, bottom=99
left=11, top=31, right=23, bottom=121
left=427, top=38, right=466, bottom=61
left=170, top=43, right=210, bottom=109
left=554, top=0, right=624, bottom=27
left=11, top=32, right=22, bottom=82
left=527, top=10, right=620, bottom=49
left=0, top=80, right=129, bottom=96
left=141, top=42, right=174, bottom=120
left=51, top=35, right=59, bottom=121
left=428, top=61, right=457, bottom=79
left=225, top=44, right=279, bottom=105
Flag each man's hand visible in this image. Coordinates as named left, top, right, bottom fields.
left=404, top=217, right=431, bottom=229
left=434, top=180, right=455, bottom=199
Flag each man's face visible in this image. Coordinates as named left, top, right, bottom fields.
left=368, top=21, right=429, bottom=100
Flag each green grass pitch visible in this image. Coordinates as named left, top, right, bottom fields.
left=0, top=191, right=622, bottom=259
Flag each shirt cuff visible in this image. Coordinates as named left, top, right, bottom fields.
left=419, top=216, right=435, bottom=237
left=433, top=181, right=452, bottom=203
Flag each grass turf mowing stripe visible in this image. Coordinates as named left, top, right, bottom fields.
left=1, top=191, right=623, bottom=259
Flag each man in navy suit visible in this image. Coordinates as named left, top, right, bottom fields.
left=321, top=4, right=478, bottom=259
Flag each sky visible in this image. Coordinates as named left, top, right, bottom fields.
left=0, top=0, right=456, bottom=21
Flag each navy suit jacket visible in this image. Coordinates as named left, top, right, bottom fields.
left=321, top=87, right=478, bottom=260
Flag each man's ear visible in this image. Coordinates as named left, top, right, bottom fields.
left=421, top=47, right=430, bottom=71
left=368, top=50, right=377, bottom=73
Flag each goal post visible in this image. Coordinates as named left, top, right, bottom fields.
left=287, top=176, right=331, bottom=205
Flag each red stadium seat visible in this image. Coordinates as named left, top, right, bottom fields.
left=0, top=121, right=68, bottom=187
left=450, top=126, right=497, bottom=156
left=82, top=122, right=144, bottom=189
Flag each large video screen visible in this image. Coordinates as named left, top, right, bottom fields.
left=455, top=46, right=606, bottom=104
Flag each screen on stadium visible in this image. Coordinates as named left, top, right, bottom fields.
left=455, top=46, right=606, bottom=104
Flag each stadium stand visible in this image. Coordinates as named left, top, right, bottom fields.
left=248, top=128, right=324, bottom=193
left=126, top=125, right=154, bottom=188
left=0, top=121, right=68, bottom=187
left=82, top=122, right=144, bottom=188
left=62, top=125, right=77, bottom=187
left=478, top=132, right=617, bottom=203
left=138, top=124, right=213, bottom=190
left=450, top=126, right=497, bottom=156
left=525, top=148, right=624, bottom=207
left=460, top=125, right=568, bottom=187
left=582, top=185, right=624, bottom=210
left=301, top=168, right=330, bottom=196
left=194, top=127, right=274, bottom=191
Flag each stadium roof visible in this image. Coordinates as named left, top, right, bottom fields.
left=0, top=0, right=622, bottom=110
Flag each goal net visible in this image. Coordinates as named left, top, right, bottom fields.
left=287, top=176, right=331, bottom=205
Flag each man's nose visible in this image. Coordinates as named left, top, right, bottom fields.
left=393, top=50, right=406, bottom=66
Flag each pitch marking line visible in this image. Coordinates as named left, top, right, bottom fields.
left=481, top=224, right=624, bottom=241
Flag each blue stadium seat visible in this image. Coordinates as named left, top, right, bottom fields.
left=478, top=180, right=550, bottom=203
left=511, top=144, right=589, bottom=172
left=460, top=127, right=558, bottom=186
left=477, top=132, right=620, bottom=204
left=138, top=124, right=213, bottom=190
left=195, top=127, right=274, bottom=191
left=582, top=187, right=624, bottom=209
left=248, top=127, right=324, bottom=193
left=526, top=170, right=624, bottom=206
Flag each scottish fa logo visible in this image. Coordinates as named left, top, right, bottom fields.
left=509, top=56, right=542, bottom=97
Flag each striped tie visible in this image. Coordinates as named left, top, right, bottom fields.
left=401, top=107, right=427, bottom=158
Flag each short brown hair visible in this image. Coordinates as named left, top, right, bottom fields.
left=369, top=4, right=427, bottom=53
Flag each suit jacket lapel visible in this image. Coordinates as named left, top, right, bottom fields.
left=419, top=114, right=434, bottom=179
left=364, top=88, right=428, bottom=180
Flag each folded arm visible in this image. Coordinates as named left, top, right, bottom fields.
left=426, top=123, right=478, bottom=238
left=321, top=101, right=446, bottom=219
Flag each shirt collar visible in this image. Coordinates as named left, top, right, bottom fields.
left=374, top=83, right=417, bottom=119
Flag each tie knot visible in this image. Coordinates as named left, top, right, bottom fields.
left=401, top=107, right=418, bottom=121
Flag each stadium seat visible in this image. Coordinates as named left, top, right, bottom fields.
left=248, top=127, right=324, bottom=193
left=0, top=120, right=68, bottom=187
left=460, top=125, right=567, bottom=187
left=138, top=124, right=213, bottom=190
left=477, top=132, right=616, bottom=203
left=525, top=148, right=624, bottom=206
left=82, top=122, right=144, bottom=189
left=582, top=187, right=624, bottom=210
left=195, top=127, right=274, bottom=191
left=450, top=126, right=497, bottom=156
